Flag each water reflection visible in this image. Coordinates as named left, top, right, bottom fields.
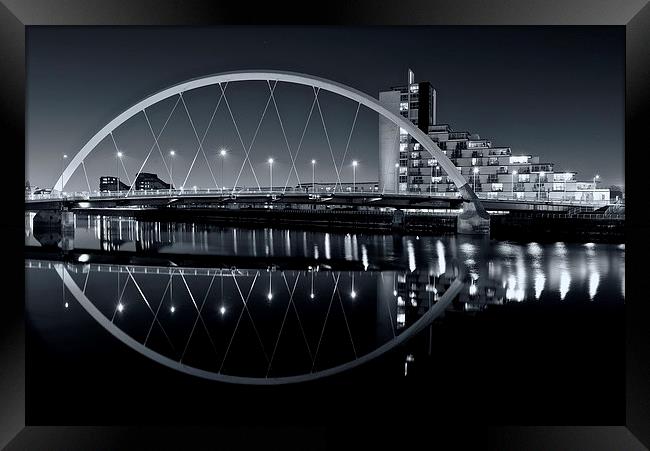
left=25, top=213, right=625, bottom=383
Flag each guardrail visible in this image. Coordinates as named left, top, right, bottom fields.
left=25, top=188, right=622, bottom=208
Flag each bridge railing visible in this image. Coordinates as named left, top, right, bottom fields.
left=25, top=187, right=620, bottom=208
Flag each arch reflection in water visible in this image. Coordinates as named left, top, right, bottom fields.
left=47, top=260, right=464, bottom=384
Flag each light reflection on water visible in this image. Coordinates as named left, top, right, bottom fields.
left=25, top=213, right=625, bottom=380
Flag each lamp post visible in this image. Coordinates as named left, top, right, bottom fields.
left=539, top=171, right=545, bottom=200
left=268, top=158, right=274, bottom=192
left=593, top=174, right=599, bottom=203
left=311, top=159, right=316, bottom=193
left=429, top=161, right=433, bottom=194
left=511, top=170, right=517, bottom=199
left=219, top=149, right=227, bottom=193
left=61, top=154, right=68, bottom=195
left=352, top=160, right=358, bottom=192
left=473, top=167, right=479, bottom=192
left=169, top=150, right=175, bottom=194
left=116, top=151, right=123, bottom=195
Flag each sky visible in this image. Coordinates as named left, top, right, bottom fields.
left=26, top=26, right=625, bottom=191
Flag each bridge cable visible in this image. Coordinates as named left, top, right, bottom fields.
left=180, top=273, right=219, bottom=364
left=180, top=85, right=226, bottom=190
left=311, top=271, right=341, bottom=372
left=143, top=274, right=173, bottom=347
left=143, top=109, right=175, bottom=187
left=282, top=271, right=313, bottom=362
left=220, top=271, right=270, bottom=372
left=109, top=132, right=132, bottom=185
left=332, top=272, right=357, bottom=358
left=266, top=273, right=302, bottom=377
left=178, top=93, right=220, bottom=190
left=335, top=102, right=361, bottom=192
left=81, top=160, right=92, bottom=193
left=314, top=88, right=344, bottom=191
left=281, top=88, right=319, bottom=193
left=124, top=267, right=176, bottom=352
left=265, top=80, right=303, bottom=192
left=219, top=83, right=266, bottom=193
left=124, top=95, right=181, bottom=198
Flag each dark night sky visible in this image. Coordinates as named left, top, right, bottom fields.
left=26, top=26, right=624, bottom=191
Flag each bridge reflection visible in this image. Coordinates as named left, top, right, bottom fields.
left=25, top=213, right=625, bottom=383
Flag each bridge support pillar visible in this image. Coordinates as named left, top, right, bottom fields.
left=61, top=210, right=75, bottom=251
left=457, top=184, right=490, bottom=235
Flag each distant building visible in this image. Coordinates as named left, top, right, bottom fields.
left=99, top=172, right=171, bottom=191
left=379, top=70, right=610, bottom=203
left=134, top=172, right=171, bottom=190
left=99, top=176, right=130, bottom=192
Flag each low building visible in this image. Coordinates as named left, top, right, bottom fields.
left=99, top=173, right=171, bottom=191
left=99, top=176, right=130, bottom=192
left=134, top=172, right=171, bottom=190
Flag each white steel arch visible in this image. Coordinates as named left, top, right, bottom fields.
left=54, top=70, right=475, bottom=198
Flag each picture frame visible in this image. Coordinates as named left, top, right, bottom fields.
left=2, top=1, right=648, bottom=448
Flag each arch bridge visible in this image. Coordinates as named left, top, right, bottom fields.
left=44, top=70, right=489, bottom=234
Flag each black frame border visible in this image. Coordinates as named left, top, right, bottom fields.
left=2, top=1, right=649, bottom=449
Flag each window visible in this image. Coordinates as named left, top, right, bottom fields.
left=400, top=102, right=409, bottom=111
left=518, top=174, right=530, bottom=182
left=553, top=182, right=565, bottom=191
left=399, top=143, right=408, bottom=152
left=491, top=183, right=503, bottom=192
left=509, top=156, right=529, bottom=164
left=409, top=84, right=419, bottom=93
left=471, top=158, right=478, bottom=166
left=553, top=172, right=574, bottom=182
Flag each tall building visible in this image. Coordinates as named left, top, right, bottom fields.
left=379, top=70, right=609, bottom=203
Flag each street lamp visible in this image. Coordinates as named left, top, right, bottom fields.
left=116, top=151, right=123, bottom=194
left=219, top=148, right=227, bottom=192
left=311, top=159, right=316, bottom=193
left=352, top=160, right=358, bottom=192
left=394, top=163, right=399, bottom=193
left=593, top=174, right=600, bottom=203
left=511, top=170, right=517, bottom=199
left=169, top=150, right=175, bottom=194
left=429, top=161, right=433, bottom=194
left=539, top=171, right=545, bottom=200
left=268, top=158, right=274, bottom=192
left=473, top=167, right=479, bottom=192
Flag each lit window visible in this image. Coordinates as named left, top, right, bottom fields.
left=491, top=183, right=503, bottom=192
left=400, top=102, right=409, bottom=111
left=509, top=156, right=529, bottom=164
left=409, top=84, right=419, bottom=93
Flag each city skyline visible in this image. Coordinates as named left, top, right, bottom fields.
left=26, top=26, right=624, bottom=190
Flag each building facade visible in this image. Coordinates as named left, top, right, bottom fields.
left=379, top=70, right=609, bottom=203
left=100, top=172, right=171, bottom=192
